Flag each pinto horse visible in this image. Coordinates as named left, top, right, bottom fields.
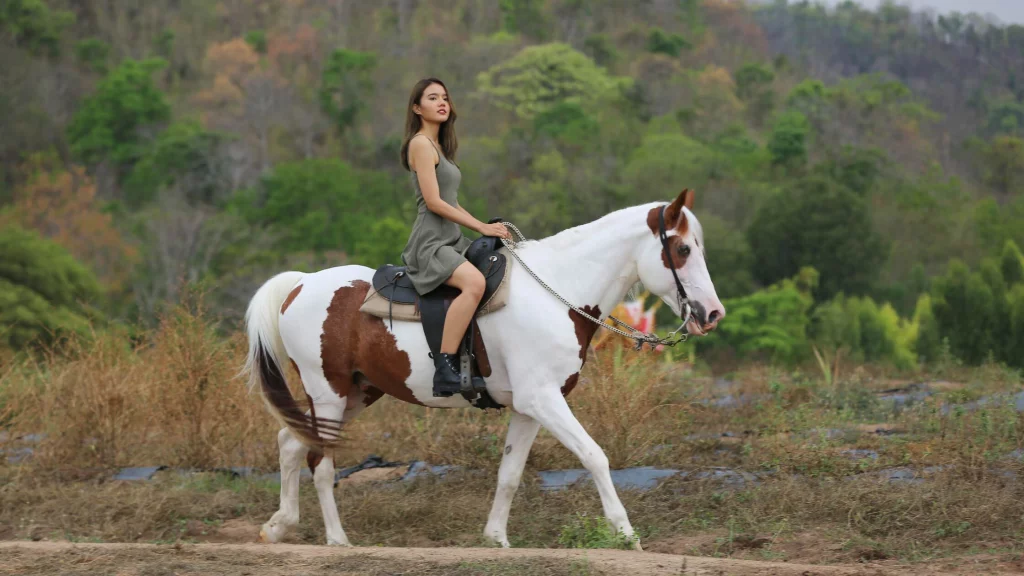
left=242, top=189, right=725, bottom=549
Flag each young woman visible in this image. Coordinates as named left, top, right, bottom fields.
left=399, top=77, right=511, bottom=398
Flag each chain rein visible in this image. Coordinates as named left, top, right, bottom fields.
left=496, top=221, right=689, bottom=351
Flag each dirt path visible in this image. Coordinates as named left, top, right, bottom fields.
left=1, top=541, right=1021, bottom=576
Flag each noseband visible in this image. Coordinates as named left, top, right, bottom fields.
left=657, top=204, right=693, bottom=324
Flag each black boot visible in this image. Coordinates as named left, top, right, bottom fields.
left=433, top=352, right=462, bottom=397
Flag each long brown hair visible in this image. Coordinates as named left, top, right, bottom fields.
left=400, top=77, right=458, bottom=171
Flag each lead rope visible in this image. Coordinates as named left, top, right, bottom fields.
left=497, top=222, right=690, bottom=351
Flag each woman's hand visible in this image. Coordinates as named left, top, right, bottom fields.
left=477, top=222, right=511, bottom=239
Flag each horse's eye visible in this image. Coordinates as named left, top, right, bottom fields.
left=677, top=244, right=691, bottom=257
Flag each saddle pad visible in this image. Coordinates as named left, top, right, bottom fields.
left=359, top=247, right=512, bottom=322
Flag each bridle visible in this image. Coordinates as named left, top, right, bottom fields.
left=657, top=204, right=694, bottom=329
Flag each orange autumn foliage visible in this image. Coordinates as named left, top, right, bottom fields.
left=3, top=164, right=138, bottom=291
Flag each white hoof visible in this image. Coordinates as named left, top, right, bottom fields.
left=259, top=517, right=294, bottom=544
left=483, top=528, right=511, bottom=548
left=326, top=537, right=352, bottom=546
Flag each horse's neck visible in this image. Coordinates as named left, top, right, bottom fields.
left=525, top=205, right=651, bottom=316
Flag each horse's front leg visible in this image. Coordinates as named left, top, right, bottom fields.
left=483, top=411, right=541, bottom=547
left=515, top=388, right=641, bottom=551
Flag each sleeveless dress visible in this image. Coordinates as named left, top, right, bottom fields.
left=401, top=136, right=472, bottom=295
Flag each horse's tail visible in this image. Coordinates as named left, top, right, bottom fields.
left=242, top=271, right=335, bottom=447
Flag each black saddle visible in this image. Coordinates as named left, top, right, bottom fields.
left=370, top=221, right=508, bottom=410
left=371, top=234, right=506, bottom=309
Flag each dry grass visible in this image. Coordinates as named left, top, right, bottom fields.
left=5, top=302, right=1024, bottom=563
left=1, top=297, right=280, bottom=473
left=3, top=463, right=1024, bottom=562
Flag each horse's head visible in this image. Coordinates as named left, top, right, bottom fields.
left=637, top=189, right=725, bottom=336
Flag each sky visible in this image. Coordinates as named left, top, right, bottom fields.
left=819, top=0, right=1024, bottom=24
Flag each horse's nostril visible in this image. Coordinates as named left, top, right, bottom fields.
left=708, top=310, right=721, bottom=324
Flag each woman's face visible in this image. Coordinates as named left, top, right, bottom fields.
left=415, top=83, right=450, bottom=124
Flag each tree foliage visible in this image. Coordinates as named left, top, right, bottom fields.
left=67, top=58, right=171, bottom=168
left=0, top=225, right=101, bottom=351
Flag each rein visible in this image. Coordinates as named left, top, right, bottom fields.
left=498, top=205, right=691, bottom=351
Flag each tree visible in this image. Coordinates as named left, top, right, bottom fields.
left=734, top=62, right=775, bottom=125
left=124, top=121, right=228, bottom=207
left=66, top=58, right=171, bottom=171
left=930, top=261, right=997, bottom=365
left=319, top=49, right=377, bottom=140
left=1, top=162, right=138, bottom=292
left=982, top=135, right=1024, bottom=198
left=476, top=43, right=624, bottom=119
left=747, top=176, right=887, bottom=300
left=238, top=159, right=386, bottom=255
left=1001, top=240, right=1024, bottom=286
left=619, top=132, right=718, bottom=206
left=500, top=0, right=552, bottom=41
left=0, top=225, right=101, bottom=352
left=0, top=0, right=74, bottom=58
left=767, top=110, right=810, bottom=170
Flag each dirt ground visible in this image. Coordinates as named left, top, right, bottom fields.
left=2, top=541, right=1024, bottom=576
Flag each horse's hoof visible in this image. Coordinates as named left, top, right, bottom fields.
left=259, top=529, right=270, bottom=543
left=326, top=538, right=352, bottom=546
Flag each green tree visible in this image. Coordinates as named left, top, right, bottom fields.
left=1008, top=285, right=1024, bottom=369
left=747, top=176, right=887, bottom=300
left=319, top=49, right=377, bottom=140
left=697, top=268, right=816, bottom=364
left=500, top=0, right=551, bottom=40
left=67, top=58, right=171, bottom=170
left=476, top=43, right=624, bottom=119
left=1001, top=240, right=1024, bottom=286
left=0, top=225, right=101, bottom=351
left=930, top=261, right=997, bottom=365
left=0, top=0, right=74, bottom=58
left=124, top=121, right=226, bottom=207
left=646, top=28, right=690, bottom=57
left=619, top=132, right=717, bottom=205
left=238, top=159, right=396, bottom=256
left=699, top=213, right=755, bottom=299
left=983, top=135, right=1024, bottom=197
left=734, top=62, right=775, bottom=125
left=767, top=110, right=810, bottom=170
left=352, top=217, right=411, bottom=268
left=75, top=38, right=110, bottom=74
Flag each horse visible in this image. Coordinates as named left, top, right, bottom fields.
left=241, top=188, right=725, bottom=550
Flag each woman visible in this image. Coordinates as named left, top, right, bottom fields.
left=399, top=77, right=511, bottom=398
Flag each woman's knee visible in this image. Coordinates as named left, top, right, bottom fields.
left=464, top=270, right=486, bottom=300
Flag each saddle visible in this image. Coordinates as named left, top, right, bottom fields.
left=358, top=223, right=510, bottom=409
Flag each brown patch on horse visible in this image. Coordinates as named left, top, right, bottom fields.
left=306, top=450, right=324, bottom=474
left=647, top=189, right=693, bottom=270
left=321, top=280, right=423, bottom=406
left=563, top=305, right=602, bottom=396
left=280, top=284, right=303, bottom=314
left=354, top=372, right=386, bottom=407
left=562, top=373, right=580, bottom=396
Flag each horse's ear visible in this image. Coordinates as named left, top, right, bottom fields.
left=664, top=188, right=691, bottom=233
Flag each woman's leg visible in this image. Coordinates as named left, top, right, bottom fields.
left=440, top=262, right=486, bottom=353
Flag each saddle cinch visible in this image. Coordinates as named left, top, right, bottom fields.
left=358, top=223, right=511, bottom=409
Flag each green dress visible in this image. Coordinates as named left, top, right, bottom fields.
left=401, top=136, right=472, bottom=295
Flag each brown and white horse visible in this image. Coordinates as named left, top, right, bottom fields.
left=242, top=189, right=725, bottom=549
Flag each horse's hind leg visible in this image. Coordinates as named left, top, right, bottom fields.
left=260, top=426, right=308, bottom=543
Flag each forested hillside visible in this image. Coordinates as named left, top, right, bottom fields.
left=2, top=0, right=1023, bottom=368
